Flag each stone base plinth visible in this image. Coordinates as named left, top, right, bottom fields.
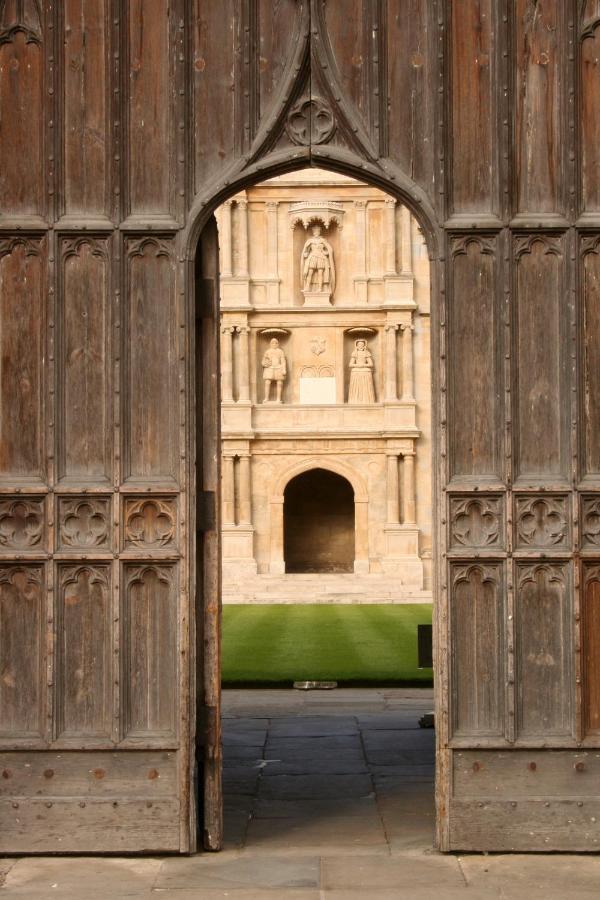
left=222, top=525, right=257, bottom=577
left=302, top=289, right=332, bottom=307
left=223, top=572, right=433, bottom=604
left=381, top=524, right=424, bottom=587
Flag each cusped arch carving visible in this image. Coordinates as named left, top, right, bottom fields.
left=272, top=457, right=368, bottom=504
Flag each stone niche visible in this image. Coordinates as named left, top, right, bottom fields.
left=290, top=201, right=344, bottom=307
left=343, top=327, right=381, bottom=403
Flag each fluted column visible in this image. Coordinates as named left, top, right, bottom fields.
left=237, top=198, right=249, bottom=277
left=239, top=454, right=252, bottom=525
left=400, top=205, right=413, bottom=277
left=386, top=453, right=400, bottom=525
left=220, top=199, right=233, bottom=277
left=236, top=325, right=250, bottom=402
left=384, top=197, right=397, bottom=275
left=402, top=452, right=416, bottom=524
left=384, top=324, right=399, bottom=402
left=401, top=322, right=414, bottom=400
left=222, top=455, right=235, bottom=525
left=221, top=325, right=234, bottom=402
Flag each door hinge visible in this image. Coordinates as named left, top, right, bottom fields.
left=197, top=490, right=216, bottom=531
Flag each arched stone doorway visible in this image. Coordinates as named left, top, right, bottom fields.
left=284, top=468, right=355, bottom=573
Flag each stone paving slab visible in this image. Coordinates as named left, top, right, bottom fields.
left=155, top=854, right=320, bottom=890
left=257, top=773, right=374, bottom=800
left=320, top=854, right=465, bottom=890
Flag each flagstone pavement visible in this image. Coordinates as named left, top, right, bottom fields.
left=2, top=688, right=600, bottom=898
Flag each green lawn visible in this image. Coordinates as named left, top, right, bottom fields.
left=222, top=604, right=433, bottom=685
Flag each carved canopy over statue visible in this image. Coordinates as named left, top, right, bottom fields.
left=301, top=225, right=335, bottom=296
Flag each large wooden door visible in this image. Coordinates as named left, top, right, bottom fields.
left=0, top=0, right=599, bottom=853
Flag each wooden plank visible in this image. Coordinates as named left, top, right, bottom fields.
left=450, top=0, right=496, bottom=214
left=58, top=238, right=111, bottom=481
left=453, top=750, right=600, bottom=799
left=386, top=0, right=434, bottom=195
left=123, top=563, right=178, bottom=740
left=583, top=567, right=600, bottom=735
left=581, top=25, right=600, bottom=213
left=192, top=0, right=236, bottom=192
left=448, top=236, right=501, bottom=480
left=514, top=0, right=564, bottom=214
left=127, top=0, right=173, bottom=216
left=0, top=749, right=177, bottom=797
left=196, top=217, right=223, bottom=851
left=514, top=236, right=566, bottom=482
left=125, top=237, right=177, bottom=481
left=0, top=566, right=44, bottom=739
left=323, top=0, right=366, bottom=120
left=0, top=30, right=44, bottom=216
left=449, top=800, right=600, bottom=851
left=0, top=798, right=180, bottom=853
left=0, top=238, right=45, bottom=479
left=450, top=563, right=504, bottom=738
left=62, top=0, right=109, bottom=217
left=582, top=237, right=600, bottom=476
left=56, top=564, right=112, bottom=740
left=515, top=563, right=573, bottom=739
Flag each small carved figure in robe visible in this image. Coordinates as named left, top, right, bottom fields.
left=348, top=339, right=376, bottom=404
left=301, top=225, right=335, bottom=294
left=262, top=338, right=287, bottom=403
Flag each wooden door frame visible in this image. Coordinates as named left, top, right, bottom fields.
left=185, top=153, right=447, bottom=850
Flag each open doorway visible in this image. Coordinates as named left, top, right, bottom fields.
left=196, top=167, right=435, bottom=853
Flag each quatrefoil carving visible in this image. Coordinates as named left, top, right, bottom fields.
left=59, top=498, right=110, bottom=549
left=515, top=496, right=568, bottom=549
left=124, top=498, right=176, bottom=549
left=450, top=497, right=502, bottom=548
left=0, top=498, right=43, bottom=548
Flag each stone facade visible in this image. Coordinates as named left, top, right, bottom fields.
left=216, top=170, right=432, bottom=603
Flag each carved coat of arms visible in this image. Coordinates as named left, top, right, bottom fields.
left=310, top=338, right=327, bottom=356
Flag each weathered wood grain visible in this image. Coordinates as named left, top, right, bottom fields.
left=123, top=564, right=177, bottom=739
left=62, top=0, right=109, bottom=217
left=56, top=565, right=112, bottom=740
left=0, top=566, right=44, bottom=739
left=449, top=237, right=501, bottom=480
left=583, top=569, right=600, bottom=735
left=0, top=238, right=45, bottom=479
left=59, top=238, right=111, bottom=481
left=450, top=564, right=504, bottom=738
left=454, top=749, right=600, bottom=798
left=450, top=0, right=495, bottom=214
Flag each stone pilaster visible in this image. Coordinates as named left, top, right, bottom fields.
left=353, top=199, right=368, bottom=303
left=401, top=321, right=414, bottom=400
left=384, top=323, right=399, bottom=402
left=221, top=325, right=234, bottom=402
left=384, top=197, right=397, bottom=275
left=402, top=451, right=416, bottom=524
left=222, top=455, right=235, bottom=525
left=237, top=198, right=249, bottom=277
left=220, top=199, right=233, bottom=277
left=236, top=325, right=250, bottom=403
left=386, top=453, right=400, bottom=524
left=238, top=454, right=252, bottom=525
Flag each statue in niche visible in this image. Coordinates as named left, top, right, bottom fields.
left=301, top=224, right=335, bottom=295
left=348, top=339, right=376, bottom=404
left=262, top=338, right=287, bottom=403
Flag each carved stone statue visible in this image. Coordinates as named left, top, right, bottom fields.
left=262, top=338, right=287, bottom=403
left=348, top=339, right=376, bottom=404
left=301, top=225, right=335, bottom=296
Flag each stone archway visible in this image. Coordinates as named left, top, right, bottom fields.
left=269, top=457, right=369, bottom=575
left=284, top=468, right=355, bottom=573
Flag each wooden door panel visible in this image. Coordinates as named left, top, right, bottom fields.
left=450, top=563, right=505, bottom=738
left=514, top=0, right=565, bottom=216
left=448, top=236, right=502, bottom=481
left=59, top=237, right=112, bottom=482
left=514, top=236, right=567, bottom=482
left=515, top=563, right=573, bottom=739
left=583, top=567, right=600, bottom=736
left=123, top=564, right=178, bottom=740
left=581, top=236, right=600, bottom=476
left=449, top=0, right=497, bottom=215
left=125, top=237, right=178, bottom=482
left=56, top=564, right=112, bottom=741
left=0, top=565, right=45, bottom=740
left=0, top=238, right=45, bottom=481
left=0, top=29, right=44, bottom=218
left=61, top=0, right=110, bottom=219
